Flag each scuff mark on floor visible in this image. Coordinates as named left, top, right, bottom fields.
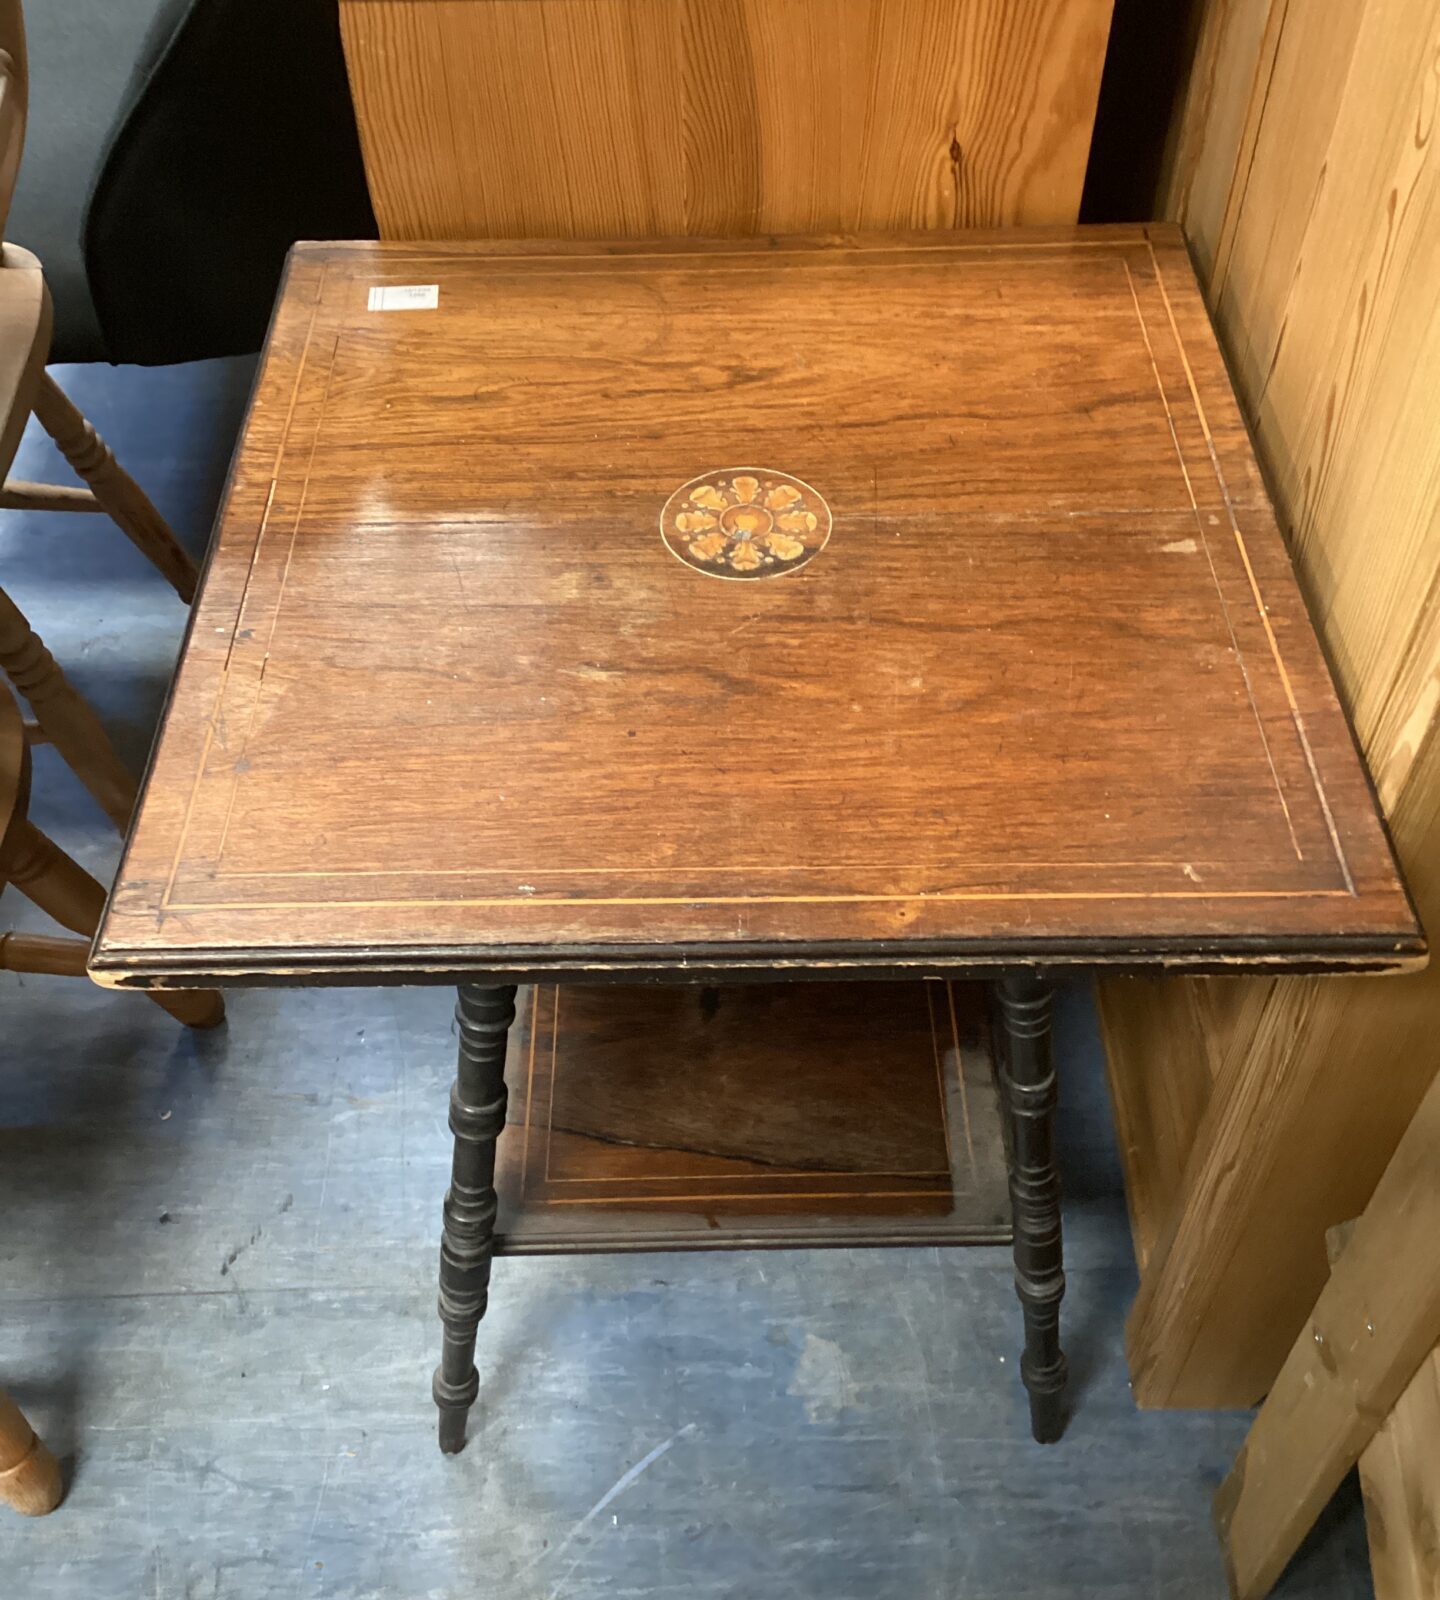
left=220, top=1226, right=261, bottom=1277
left=518, top=1422, right=698, bottom=1591
left=788, top=1333, right=860, bottom=1423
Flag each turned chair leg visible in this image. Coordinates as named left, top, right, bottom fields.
left=434, top=983, right=516, bottom=1454
left=0, top=586, right=138, bottom=832
left=0, top=1389, right=62, bottom=1516
left=30, top=371, right=199, bottom=604
left=2, top=818, right=224, bottom=1029
left=4, top=815, right=109, bottom=934
left=996, top=971, right=1068, bottom=1443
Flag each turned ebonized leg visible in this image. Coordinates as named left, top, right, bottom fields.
left=434, top=982, right=516, bottom=1454
left=996, top=971, right=1068, bottom=1443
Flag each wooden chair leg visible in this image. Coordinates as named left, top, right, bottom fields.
left=0, top=481, right=104, bottom=515
left=0, top=585, right=137, bottom=831
left=30, top=371, right=199, bottom=604
left=146, top=986, right=227, bottom=1029
left=0, top=930, right=89, bottom=976
left=0, top=1390, right=63, bottom=1516
left=2, top=821, right=225, bottom=1029
left=4, top=814, right=105, bottom=932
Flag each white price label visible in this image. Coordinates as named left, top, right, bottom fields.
left=367, top=284, right=439, bottom=312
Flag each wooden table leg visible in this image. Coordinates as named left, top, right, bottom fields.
left=996, top=971, right=1069, bottom=1443
left=30, top=372, right=199, bottom=605
left=434, top=982, right=516, bottom=1454
left=0, top=1390, right=63, bottom=1516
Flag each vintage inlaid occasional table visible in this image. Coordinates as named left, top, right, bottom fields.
left=90, top=226, right=1423, bottom=1452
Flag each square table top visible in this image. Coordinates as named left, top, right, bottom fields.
left=91, top=226, right=1423, bottom=986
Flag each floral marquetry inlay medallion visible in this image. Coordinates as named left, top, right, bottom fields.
left=660, top=469, right=831, bottom=579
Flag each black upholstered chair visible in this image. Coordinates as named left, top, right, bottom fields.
left=10, top=0, right=374, bottom=365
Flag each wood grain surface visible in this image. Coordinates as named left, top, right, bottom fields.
left=494, top=980, right=1009, bottom=1251
left=1, top=683, right=223, bottom=1027
left=1325, top=1222, right=1440, bottom=1600
left=1357, top=1348, right=1440, bottom=1600
left=340, top=0, right=1114, bottom=240
left=1213, top=1076, right=1440, bottom=1600
left=89, top=227, right=1421, bottom=986
left=1100, top=0, right=1440, bottom=1408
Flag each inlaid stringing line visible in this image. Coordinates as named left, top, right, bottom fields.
left=550, top=988, right=559, bottom=1181
left=162, top=244, right=1350, bottom=918
left=926, top=982, right=947, bottom=1164
left=161, top=261, right=331, bottom=913
left=542, top=1167, right=953, bottom=1188
left=548, top=1189, right=960, bottom=1206
left=210, top=326, right=345, bottom=875
left=1122, top=259, right=1304, bottom=863
left=946, top=981, right=979, bottom=1185
left=255, top=506, right=1231, bottom=526
left=206, top=857, right=1270, bottom=880
left=519, top=985, right=540, bottom=1199
left=183, top=252, right=1328, bottom=907
left=163, top=238, right=1163, bottom=901
left=537, top=986, right=948, bottom=1185
left=185, top=260, right=1280, bottom=902
left=158, top=476, right=275, bottom=914
left=162, top=889, right=1352, bottom=913
left=542, top=986, right=561, bottom=1184
left=547, top=1173, right=953, bottom=1188
left=1146, top=236, right=1357, bottom=896
left=925, top=979, right=976, bottom=1192
left=345, top=236, right=1151, bottom=269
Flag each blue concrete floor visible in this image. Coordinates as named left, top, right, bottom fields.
left=0, top=361, right=1373, bottom=1598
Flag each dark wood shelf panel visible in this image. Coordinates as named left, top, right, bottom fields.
left=494, top=980, right=1011, bottom=1254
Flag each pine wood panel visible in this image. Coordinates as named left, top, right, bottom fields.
left=1323, top=1222, right=1440, bottom=1600
left=1123, top=722, right=1440, bottom=1407
left=1359, top=1348, right=1440, bottom=1600
left=86, top=227, right=1419, bottom=987
left=1096, top=971, right=1216, bottom=1272
left=1212, top=1078, right=1440, bottom=1600
left=494, top=980, right=1010, bottom=1251
left=1155, top=0, right=1276, bottom=284
left=1101, top=0, right=1440, bottom=1406
left=339, top=0, right=1115, bottom=240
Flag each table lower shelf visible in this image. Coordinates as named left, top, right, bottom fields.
left=494, top=980, right=1011, bottom=1254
